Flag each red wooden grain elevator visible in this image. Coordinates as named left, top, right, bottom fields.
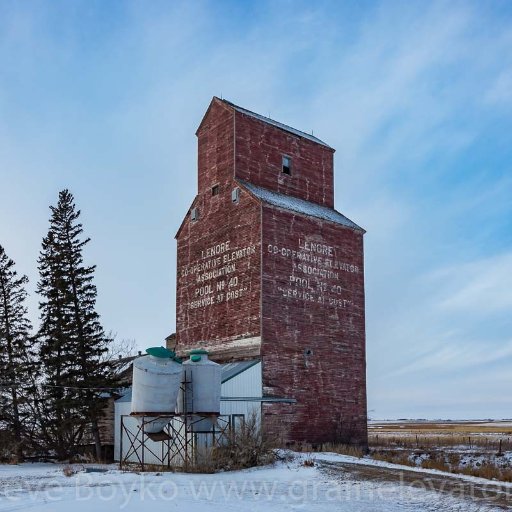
left=175, top=97, right=367, bottom=447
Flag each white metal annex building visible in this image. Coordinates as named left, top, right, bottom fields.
left=114, top=360, right=262, bottom=463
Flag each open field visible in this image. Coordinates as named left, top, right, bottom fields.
left=368, top=420, right=512, bottom=483
left=370, top=420, right=512, bottom=434
left=369, top=420, right=512, bottom=449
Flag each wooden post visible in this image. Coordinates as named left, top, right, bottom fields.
left=120, top=415, right=124, bottom=470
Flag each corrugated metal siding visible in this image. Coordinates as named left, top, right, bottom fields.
left=220, top=362, right=262, bottom=421
left=114, top=401, right=130, bottom=462
left=220, top=400, right=260, bottom=420
left=222, top=362, right=261, bottom=398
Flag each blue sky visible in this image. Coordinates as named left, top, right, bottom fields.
left=1, top=0, right=511, bottom=419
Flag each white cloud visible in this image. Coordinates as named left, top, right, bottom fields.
left=390, top=338, right=512, bottom=376
left=432, top=251, right=512, bottom=315
left=1, top=0, right=512, bottom=418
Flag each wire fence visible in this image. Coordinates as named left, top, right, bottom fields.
left=369, top=434, right=512, bottom=452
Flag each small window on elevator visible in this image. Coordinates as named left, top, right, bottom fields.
left=282, top=155, right=292, bottom=175
left=211, top=184, right=220, bottom=196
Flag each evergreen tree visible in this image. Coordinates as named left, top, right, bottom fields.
left=36, top=231, right=80, bottom=457
left=0, top=245, right=36, bottom=460
left=37, top=190, right=117, bottom=460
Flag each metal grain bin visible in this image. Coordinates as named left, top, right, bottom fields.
left=182, top=349, right=221, bottom=415
left=131, top=346, right=183, bottom=433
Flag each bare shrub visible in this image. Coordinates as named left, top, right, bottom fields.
left=70, top=451, right=96, bottom=464
left=302, top=455, right=315, bottom=467
left=0, top=431, right=18, bottom=463
left=62, top=465, right=77, bottom=477
left=446, top=453, right=461, bottom=467
left=8, top=454, right=19, bottom=465
left=186, top=413, right=276, bottom=473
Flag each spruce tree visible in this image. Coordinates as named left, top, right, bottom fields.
left=0, top=245, right=36, bottom=460
left=36, top=231, right=80, bottom=457
left=37, top=190, right=117, bottom=460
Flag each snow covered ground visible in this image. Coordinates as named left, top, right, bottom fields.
left=0, top=452, right=510, bottom=511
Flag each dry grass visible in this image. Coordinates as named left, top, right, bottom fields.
left=420, top=458, right=451, bottom=472
left=368, top=421, right=512, bottom=482
left=369, top=433, right=512, bottom=451
left=291, top=442, right=365, bottom=458
left=321, top=443, right=365, bottom=458
left=460, top=464, right=512, bottom=482
left=371, top=451, right=413, bottom=467
left=369, top=448, right=512, bottom=483
left=446, top=452, right=461, bottom=466
left=369, top=421, right=512, bottom=435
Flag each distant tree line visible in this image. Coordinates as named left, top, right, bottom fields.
left=0, top=190, right=122, bottom=461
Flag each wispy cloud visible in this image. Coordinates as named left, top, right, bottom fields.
left=390, top=338, right=512, bottom=376
left=0, top=0, right=511, bottom=418
left=433, top=251, right=512, bottom=315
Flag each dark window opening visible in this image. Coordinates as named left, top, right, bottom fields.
left=282, top=156, right=292, bottom=175
left=230, top=414, right=245, bottom=432
left=211, top=184, right=220, bottom=196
